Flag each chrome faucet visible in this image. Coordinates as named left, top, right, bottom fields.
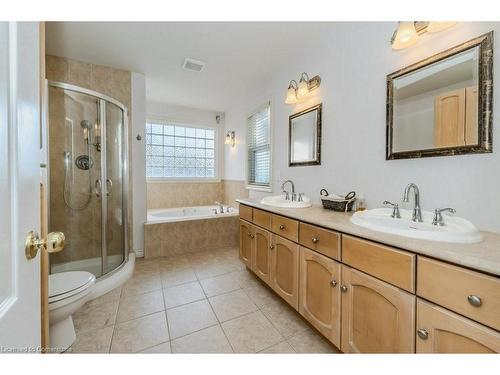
left=402, top=183, right=423, bottom=222
left=281, top=180, right=296, bottom=201
left=432, top=208, right=456, bottom=226
left=215, top=201, right=224, bottom=214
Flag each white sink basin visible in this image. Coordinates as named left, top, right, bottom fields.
left=350, top=208, right=482, bottom=244
left=260, top=195, right=312, bottom=208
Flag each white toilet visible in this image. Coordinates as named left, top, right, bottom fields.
left=48, top=271, right=96, bottom=352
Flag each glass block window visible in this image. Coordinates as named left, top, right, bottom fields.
left=145, top=122, right=216, bottom=179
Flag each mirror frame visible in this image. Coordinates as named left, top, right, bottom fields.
left=289, top=103, right=322, bottom=167
left=386, top=31, right=493, bottom=160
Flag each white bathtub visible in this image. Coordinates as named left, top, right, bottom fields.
left=147, top=205, right=239, bottom=223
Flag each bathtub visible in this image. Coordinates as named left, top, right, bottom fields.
left=144, top=205, right=240, bottom=258
left=147, top=205, right=239, bottom=224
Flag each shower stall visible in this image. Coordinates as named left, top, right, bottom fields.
left=47, top=81, right=129, bottom=279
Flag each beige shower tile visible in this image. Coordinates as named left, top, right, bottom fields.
left=163, top=281, right=206, bottom=309
left=73, top=297, right=120, bottom=333
left=200, top=273, right=241, bottom=297
left=110, top=312, right=169, bottom=353
left=287, top=329, right=339, bottom=354
left=68, top=325, right=113, bottom=354
left=209, top=289, right=258, bottom=322
left=68, top=58, right=91, bottom=88
left=171, top=325, right=233, bottom=353
left=261, top=301, right=309, bottom=339
left=166, top=300, right=218, bottom=339
left=46, top=55, right=68, bottom=82
left=116, top=290, right=164, bottom=323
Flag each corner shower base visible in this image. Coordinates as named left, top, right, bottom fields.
left=51, top=254, right=125, bottom=277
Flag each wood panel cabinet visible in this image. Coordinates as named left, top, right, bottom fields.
left=416, top=299, right=500, bottom=353
left=341, top=265, right=416, bottom=353
left=239, top=219, right=253, bottom=268
left=252, top=226, right=272, bottom=285
left=271, top=234, right=299, bottom=310
left=299, top=247, right=341, bottom=347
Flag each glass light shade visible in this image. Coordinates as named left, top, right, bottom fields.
left=392, top=22, right=419, bottom=50
left=426, top=22, right=457, bottom=33
left=285, top=86, right=298, bottom=104
left=297, top=79, right=309, bottom=99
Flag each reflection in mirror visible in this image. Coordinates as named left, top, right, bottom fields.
left=387, top=32, right=493, bottom=159
left=289, top=104, right=321, bottom=166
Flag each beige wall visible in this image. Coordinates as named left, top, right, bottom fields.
left=47, top=55, right=133, bottom=265
left=146, top=180, right=248, bottom=209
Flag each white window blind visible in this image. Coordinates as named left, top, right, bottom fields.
left=247, top=103, right=271, bottom=188
left=145, top=122, right=216, bottom=179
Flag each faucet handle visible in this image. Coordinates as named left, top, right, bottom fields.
left=298, top=193, right=304, bottom=202
left=432, top=208, right=456, bottom=226
left=282, top=190, right=290, bottom=200
left=383, top=201, right=401, bottom=219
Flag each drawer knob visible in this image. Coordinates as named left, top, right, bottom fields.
left=279, top=224, right=285, bottom=230
left=340, top=285, right=348, bottom=293
left=247, top=233, right=252, bottom=237
left=269, top=244, right=274, bottom=250
left=250, top=234, right=255, bottom=239
left=467, top=295, right=482, bottom=307
left=330, top=279, right=337, bottom=287
left=311, top=237, right=319, bottom=244
left=417, top=328, right=429, bottom=340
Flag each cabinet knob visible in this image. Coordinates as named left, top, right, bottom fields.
left=279, top=224, right=285, bottom=230
left=247, top=233, right=252, bottom=237
left=417, top=328, right=429, bottom=340
left=467, top=295, right=482, bottom=307
left=269, top=244, right=274, bottom=250
left=330, top=279, right=337, bottom=287
left=250, top=234, right=255, bottom=239
left=311, top=237, right=319, bottom=244
left=340, top=285, right=348, bottom=293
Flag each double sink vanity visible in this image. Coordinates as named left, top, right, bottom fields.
left=236, top=194, right=500, bottom=353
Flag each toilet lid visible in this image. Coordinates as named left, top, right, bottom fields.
left=49, top=271, right=95, bottom=299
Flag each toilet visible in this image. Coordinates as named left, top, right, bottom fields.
left=48, top=271, right=96, bottom=352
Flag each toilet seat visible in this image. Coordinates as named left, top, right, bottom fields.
left=49, top=271, right=95, bottom=305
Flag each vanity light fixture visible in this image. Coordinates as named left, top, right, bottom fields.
left=285, top=73, right=321, bottom=104
left=391, top=21, right=457, bottom=50
left=225, top=130, right=236, bottom=147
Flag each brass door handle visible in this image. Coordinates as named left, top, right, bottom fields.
left=25, top=231, right=65, bottom=260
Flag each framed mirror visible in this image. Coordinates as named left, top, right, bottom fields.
left=289, top=103, right=322, bottom=166
left=386, top=31, right=493, bottom=159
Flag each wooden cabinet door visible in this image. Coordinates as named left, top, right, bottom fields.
left=299, top=247, right=341, bottom=347
left=270, top=234, right=299, bottom=310
left=252, top=226, right=271, bottom=285
left=416, top=299, right=500, bottom=353
left=239, top=219, right=253, bottom=268
left=465, top=86, right=479, bottom=145
left=434, top=88, right=466, bottom=148
left=341, top=265, right=416, bottom=353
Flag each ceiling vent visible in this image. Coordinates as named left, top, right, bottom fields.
left=182, top=58, right=205, bottom=72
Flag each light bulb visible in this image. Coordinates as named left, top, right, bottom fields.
left=427, top=22, right=457, bottom=33
left=392, top=22, right=419, bottom=50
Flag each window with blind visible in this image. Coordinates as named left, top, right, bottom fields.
left=145, top=122, right=216, bottom=179
left=247, top=102, right=271, bottom=189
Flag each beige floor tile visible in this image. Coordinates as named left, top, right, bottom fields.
left=140, top=341, right=172, bottom=353
left=85, top=287, right=122, bottom=307
left=261, top=301, right=309, bottom=338
left=221, top=311, right=283, bottom=353
left=243, top=283, right=282, bottom=309
left=116, top=290, right=164, bottom=323
left=171, top=325, right=233, bottom=353
left=122, top=273, right=162, bottom=296
left=167, top=300, right=218, bottom=339
left=259, top=341, right=296, bottom=353
left=73, top=297, right=120, bottom=333
left=194, top=263, right=238, bottom=280
left=163, top=281, right=206, bottom=309
left=161, top=268, right=197, bottom=288
left=134, top=258, right=160, bottom=273
left=287, top=329, right=339, bottom=353
left=200, top=273, right=241, bottom=297
left=229, top=269, right=262, bottom=288
left=68, top=326, right=114, bottom=353
left=110, top=311, right=169, bottom=353
left=209, top=289, right=258, bottom=322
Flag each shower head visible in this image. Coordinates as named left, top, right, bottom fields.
left=80, top=120, right=91, bottom=129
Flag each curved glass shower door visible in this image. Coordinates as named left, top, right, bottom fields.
left=48, top=82, right=128, bottom=278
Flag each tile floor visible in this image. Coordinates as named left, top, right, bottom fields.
left=67, top=247, right=339, bottom=354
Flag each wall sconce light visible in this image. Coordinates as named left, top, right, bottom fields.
left=285, top=72, right=321, bottom=104
left=391, top=21, right=457, bottom=50
left=225, top=130, right=235, bottom=147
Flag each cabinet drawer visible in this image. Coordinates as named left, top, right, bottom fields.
left=299, top=222, right=340, bottom=260
left=271, top=214, right=299, bottom=242
left=417, top=257, right=500, bottom=331
left=239, top=204, right=253, bottom=222
left=342, top=235, right=415, bottom=292
left=253, top=208, right=271, bottom=230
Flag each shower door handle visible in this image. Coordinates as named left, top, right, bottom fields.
left=95, top=179, right=102, bottom=197
left=105, top=178, right=113, bottom=196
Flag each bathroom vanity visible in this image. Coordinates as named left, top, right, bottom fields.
left=237, top=199, right=500, bottom=353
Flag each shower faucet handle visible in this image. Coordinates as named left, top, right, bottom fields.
left=105, top=178, right=113, bottom=196
left=95, top=179, right=102, bottom=197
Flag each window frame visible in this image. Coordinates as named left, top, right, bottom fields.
left=145, top=116, right=222, bottom=183
left=246, top=101, right=273, bottom=192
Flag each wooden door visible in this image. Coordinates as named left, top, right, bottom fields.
left=239, top=219, right=253, bottom=268
left=299, top=247, right=341, bottom=347
left=341, top=266, right=416, bottom=353
left=434, top=88, right=466, bottom=148
left=465, top=85, right=479, bottom=145
left=270, top=234, right=299, bottom=310
left=252, top=226, right=271, bottom=285
left=416, top=299, right=500, bottom=353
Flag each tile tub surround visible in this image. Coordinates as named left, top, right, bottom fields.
left=68, top=247, right=338, bottom=353
left=144, top=216, right=239, bottom=258
left=237, top=199, right=500, bottom=276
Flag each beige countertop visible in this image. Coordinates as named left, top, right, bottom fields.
left=237, top=198, right=500, bottom=277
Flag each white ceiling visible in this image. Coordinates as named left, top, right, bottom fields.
left=46, top=22, right=333, bottom=112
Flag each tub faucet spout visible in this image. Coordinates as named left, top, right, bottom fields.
left=215, top=201, right=224, bottom=214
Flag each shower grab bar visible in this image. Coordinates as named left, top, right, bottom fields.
left=106, top=179, right=113, bottom=196
left=95, top=179, right=102, bottom=197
